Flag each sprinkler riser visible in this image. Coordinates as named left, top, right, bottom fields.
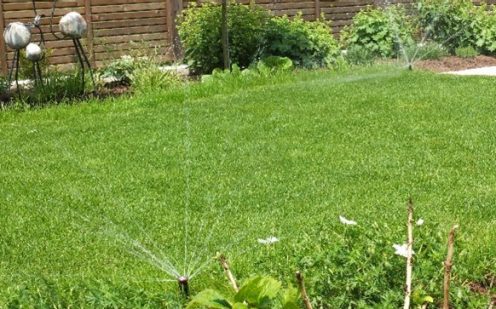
left=178, top=276, right=190, bottom=298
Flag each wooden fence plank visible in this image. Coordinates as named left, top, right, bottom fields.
left=0, top=1, right=7, bottom=75
left=85, top=0, right=96, bottom=67
left=315, top=0, right=321, bottom=20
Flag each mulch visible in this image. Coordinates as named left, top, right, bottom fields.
left=414, top=55, right=496, bottom=73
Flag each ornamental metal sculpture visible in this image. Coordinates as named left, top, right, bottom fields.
left=2, top=1, right=44, bottom=94
left=50, top=1, right=96, bottom=92
left=1, top=0, right=95, bottom=96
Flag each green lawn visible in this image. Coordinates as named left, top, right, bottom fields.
left=1, top=66, right=495, bottom=307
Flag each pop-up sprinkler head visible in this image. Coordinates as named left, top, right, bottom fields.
left=178, top=276, right=190, bottom=298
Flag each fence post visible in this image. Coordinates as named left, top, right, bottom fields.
left=0, top=2, right=7, bottom=76
left=315, top=0, right=321, bottom=20
left=84, top=0, right=96, bottom=67
left=167, top=0, right=183, bottom=60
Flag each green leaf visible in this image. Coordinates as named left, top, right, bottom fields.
left=232, top=303, right=248, bottom=309
left=280, top=286, right=300, bottom=309
left=234, top=276, right=282, bottom=305
left=187, top=289, right=232, bottom=309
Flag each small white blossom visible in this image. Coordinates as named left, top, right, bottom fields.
left=393, top=243, right=414, bottom=258
left=339, top=215, right=357, bottom=226
left=258, top=236, right=279, bottom=245
left=416, top=219, right=424, bottom=226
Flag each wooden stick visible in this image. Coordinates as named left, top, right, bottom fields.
left=221, top=0, right=230, bottom=70
left=443, top=224, right=459, bottom=309
left=404, top=198, right=414, bottom=309
left=218, top=254, right=239, bottom=292
left=296, top=271, right=313, bottom=309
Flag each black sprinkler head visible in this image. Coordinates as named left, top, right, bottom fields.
left=178, top=276, right=190, bottom=298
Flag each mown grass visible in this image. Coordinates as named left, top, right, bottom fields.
left=1, top=66, right=495, bottom=307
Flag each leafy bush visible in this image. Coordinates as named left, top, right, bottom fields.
left=132, top=65, right=181, bottom=94
left=341, top=5, right=414, bottom=58
left=19, top=48, right=52, bottom=80
left=417, top=0, right=496, bottom=55
left=472, top=5, right=496, bottom=54
left=263, top=14, right=341, bottom=68
left=0, top=76, right=7, bottom=95
left=23, top=72, right=84, bottom=106
left=99, top=55, right=136, bottom=85
left=455, top=45, right=479, bottom=58
left=344, top=45, right=376, bottom=65
left=256, top=56, right=294, bottom=75
left=178, top=2, right=269, bottom=74
left=98, top=54, right=180, bottom=93
left=417, top=0, right=476, bottom=52
left=404, top=41, right=449, bottom=61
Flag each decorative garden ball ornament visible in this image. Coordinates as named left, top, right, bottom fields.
left=3, top=22, right=33, bottom=94
left=59, top=12, right=87, bottom=39
left=3, top=22, right=31, bottom=50
left=26, top=43, right=42, bottom=61
left=26, top=42, right=44, bottom=85
left=55, top=11, right=95, bottom=92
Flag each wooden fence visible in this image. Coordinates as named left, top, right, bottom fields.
left=0, top=0, right=495, bottom=76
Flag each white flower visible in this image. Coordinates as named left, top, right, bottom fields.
left=393, top=243, right=415, bottom=258
left=258, top=236, right=279, bottom=245
left=339, top=215, right=357, bottom=226
left=416, top=219, right=424, bottom=226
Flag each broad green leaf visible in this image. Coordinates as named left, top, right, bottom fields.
left=234, top=276, right=282, bottom=305
left=187, top=289, right=232, bottom=309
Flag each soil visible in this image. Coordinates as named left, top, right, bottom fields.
left=414, top=55, right=496, bottom=73
left=468, top=273, right=496, bottom=306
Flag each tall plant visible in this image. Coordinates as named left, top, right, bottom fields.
left=178, top=2, right=269, bottom=74
left=417, top=0, right=477, bottom=51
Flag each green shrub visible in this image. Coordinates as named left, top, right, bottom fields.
left=472, top=5, right=496, bottom=54
left=455, top=45, right=479, bottom=58
left=257, top=56, right=294, bottom=74
left=404, top=41, right=449, bottom=61
left=263, top=14, right=341, bottom=68
left=132, top=65, right=181, bottom=94
left=178, top=2, right=269, bottom=74
left=417, top=0, right=477, bottom=52
left=19, top=48, right=51, bottom=80
left=24, top=72, right=84, bottom=105
left=99, top=55, right=136, bottom=85
left=341, top=5, right=414, bottom=58
left=0, top=76, right=7, bottom=95
left=345, top=45, right=376, bottom=65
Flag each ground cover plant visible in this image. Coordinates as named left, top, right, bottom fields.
left=1, top=65, right=496, bottom=307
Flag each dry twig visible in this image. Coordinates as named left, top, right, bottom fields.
left=296, top=271, right=313, bottom=309
left=218, top=254, right=239, bottom=292
left=443, top=224, right=459, bottom=309
left=404, top=198, right=414, bottom=309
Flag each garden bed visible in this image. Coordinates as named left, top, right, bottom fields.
left=415, top=55, right=496, bottom=72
